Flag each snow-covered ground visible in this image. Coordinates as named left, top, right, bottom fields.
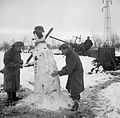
left=0, top=50, right=120, bottom=117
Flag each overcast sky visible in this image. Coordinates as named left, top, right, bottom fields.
left=0, top=0, right=120, bottom=39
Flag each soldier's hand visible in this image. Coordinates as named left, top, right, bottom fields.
left=19, top=60, right=23, bottom=65
left=51, top=71, right=58, bottom=77
left=15, top=63, right=21, bottom=68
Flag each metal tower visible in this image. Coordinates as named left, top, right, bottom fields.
left=102, top=0, right=112, bottom=46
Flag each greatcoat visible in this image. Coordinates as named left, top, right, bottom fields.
left=58, top=49, right=84, bottom=97
left=3, top=47, right=22, bottom=92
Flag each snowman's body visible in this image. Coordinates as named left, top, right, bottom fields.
left=33, top=42, right=60, bottom=94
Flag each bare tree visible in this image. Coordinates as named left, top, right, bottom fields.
left=91, top=34, right=102, bottom=48
left=111, top=33, right=120, bottom=50
left=1, top=41, right=11, bottom=51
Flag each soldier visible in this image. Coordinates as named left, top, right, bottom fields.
left=84, top=36, right=93, bottom=51
left=51, top=44, right=84, bottom=111
left=3, top=41, right=24, bottom=101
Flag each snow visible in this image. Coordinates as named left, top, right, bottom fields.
left=17, top=91, right=73, bottom=111
left=99, top=82, right=120, bottom=118
left=1, top=50, right=120, bottom=117
left=101, top=82, right=120, bottom=108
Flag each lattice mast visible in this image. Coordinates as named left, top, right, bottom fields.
left=102, top=0, right=112, bottom=46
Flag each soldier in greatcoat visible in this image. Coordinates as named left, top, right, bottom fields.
left=51, top=44, right=84, bottom=111
left=84, top=36, right=93, bottom=51
left=3, top=41, right=24, bottom=101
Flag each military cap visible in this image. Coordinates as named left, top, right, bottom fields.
left=59, top=43, right=71, bottom=50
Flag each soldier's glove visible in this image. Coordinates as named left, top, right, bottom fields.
left=15, top=63, right=23, bottom=68
left=51, top=71, right=58, bottom=77
left=19, top=60, right=23, bottom=65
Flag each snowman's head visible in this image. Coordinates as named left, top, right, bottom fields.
left=33, top=32, right=45, bottom=42
left=33, top=26, right=45, bottom=42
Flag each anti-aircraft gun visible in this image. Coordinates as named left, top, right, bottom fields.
left=49, top=36, right=120, bottom=73
left=49, top=36, right=93, bottom=56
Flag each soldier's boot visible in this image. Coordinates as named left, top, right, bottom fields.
left=70, top=95, right=80, bottom=111
left=71, top=100, right=79, bottom=111
left=7, top=92, right=12, bottom=101
left=12, top=92, right=22, bottom=101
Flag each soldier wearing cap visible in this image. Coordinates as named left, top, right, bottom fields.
left=84, top=36, right=93, bottom=51
left=51, top=43, right=84, bottom=111
left=3, top=41, right=24, bottom=102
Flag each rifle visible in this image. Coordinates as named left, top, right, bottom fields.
left=26, top=28, right=53, bottom=64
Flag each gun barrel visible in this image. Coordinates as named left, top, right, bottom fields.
left=49, top=36, right=69, bottom=44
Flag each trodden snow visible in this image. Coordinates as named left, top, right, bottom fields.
left=0, top=51, right=120, bottom=117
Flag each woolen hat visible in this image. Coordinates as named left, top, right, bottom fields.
left=13, top=41, right=24, bottom=47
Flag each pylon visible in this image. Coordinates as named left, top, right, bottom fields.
left=102, top=0, right=112, bottom=46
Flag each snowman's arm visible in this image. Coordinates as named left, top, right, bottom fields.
left=24, top=61, right=34, bottom=67
left=26, top=54, right=33, bottom=64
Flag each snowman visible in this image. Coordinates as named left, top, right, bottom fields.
left=32, top=26, right=61, bottom=94
left=22, top=26, right=73, bottom=111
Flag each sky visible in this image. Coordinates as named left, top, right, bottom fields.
left=0, top=0, right=120, bottom=41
